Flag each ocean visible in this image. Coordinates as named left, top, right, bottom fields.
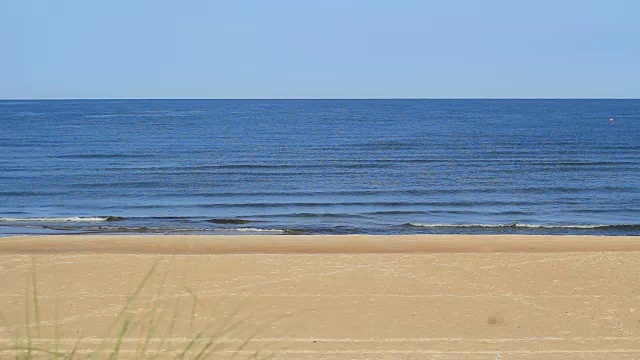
left=1, top=99, right=639, bottom=236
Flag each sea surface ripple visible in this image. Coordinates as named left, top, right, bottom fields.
left=1, top=99, right=639, bottom=236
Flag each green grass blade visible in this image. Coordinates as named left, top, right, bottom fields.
left=228, top=313, right=291, bottom=360
left=176, top=327, right=207, bottom=360
left=23, top=277, right=31, bottom=359
left=184, top=287, right=198, bottom=333
left=89, top=261, right=159, bottom=360
left=108, top=319, right=130, bottom=360
left=54, top=298, right=60, bottom=356
left=31, top=257, right=41, bottom=338
left=65, top=337, right=82, bottom=360
left=137, top=266, right=170, bottom=359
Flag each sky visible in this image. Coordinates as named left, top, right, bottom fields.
left=2, top=0, right=639, bottom=99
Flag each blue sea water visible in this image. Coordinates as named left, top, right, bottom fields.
left=1, top=99, right=639, bottom=236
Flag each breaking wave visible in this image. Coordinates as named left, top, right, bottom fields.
left=404, top=223, right=640, bottom=230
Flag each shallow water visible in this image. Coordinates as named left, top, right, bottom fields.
left=1, top=99, right=639, bottom=236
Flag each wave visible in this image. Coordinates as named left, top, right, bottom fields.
left=84, top=112, right=191, bottom=119
left=404, top=223, right=640, bottom=230
left=0, top=191, right=68, bottom=196
left=0, top=223, right=304, bottom=234
left=254, top=212, right=364, bottom=219
left=230, top=227, right=305, bottom=233
left=190, top=200, right=545, bottom=208
left=367, top=210, right=531, bottom=216
left=97, top=226, right=293, bottom=233
left=364, top=210, right=430, bottom=215
left=53, top=154, right=153, bottom=159
left=207, top=218, right=253, bottom=224
left=0, top=216, right=125, bottom=222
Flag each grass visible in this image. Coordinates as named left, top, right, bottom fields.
left=0, top=259, right=503, bottom=360
left=0, top=260, right=280, bottom=360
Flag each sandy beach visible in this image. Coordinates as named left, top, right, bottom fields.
left=1, top=234, right=640, bottom=359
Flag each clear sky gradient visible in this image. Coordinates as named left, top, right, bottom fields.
left=2, top=0, right=639, bottom=99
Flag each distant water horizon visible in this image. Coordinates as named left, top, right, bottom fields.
left=1, top=99, right=639, bottom=236
left=3, top=98, right=639, bottom=101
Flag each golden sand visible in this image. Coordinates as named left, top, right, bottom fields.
left=1, top=234, right=640, bottom=359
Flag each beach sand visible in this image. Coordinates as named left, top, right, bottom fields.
left=1, top=234, right=640, bottom=359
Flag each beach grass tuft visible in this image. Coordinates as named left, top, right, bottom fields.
left=0, top=260, right=277, bottom=359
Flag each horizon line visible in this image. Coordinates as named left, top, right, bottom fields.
left=1, top=97, right=639, bottom=101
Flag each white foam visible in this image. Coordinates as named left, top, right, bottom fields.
left=405, top=223, right=613, bottom=229
left=230, top=227, right=286, bottom=233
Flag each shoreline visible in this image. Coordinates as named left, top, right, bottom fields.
left=2, top=234, right=640, bottom=254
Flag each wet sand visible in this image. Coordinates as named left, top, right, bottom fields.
left=1, top=234, right=640, bottom=359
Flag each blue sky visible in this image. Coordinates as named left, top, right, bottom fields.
left=2, top=0, right=639, bottom=99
